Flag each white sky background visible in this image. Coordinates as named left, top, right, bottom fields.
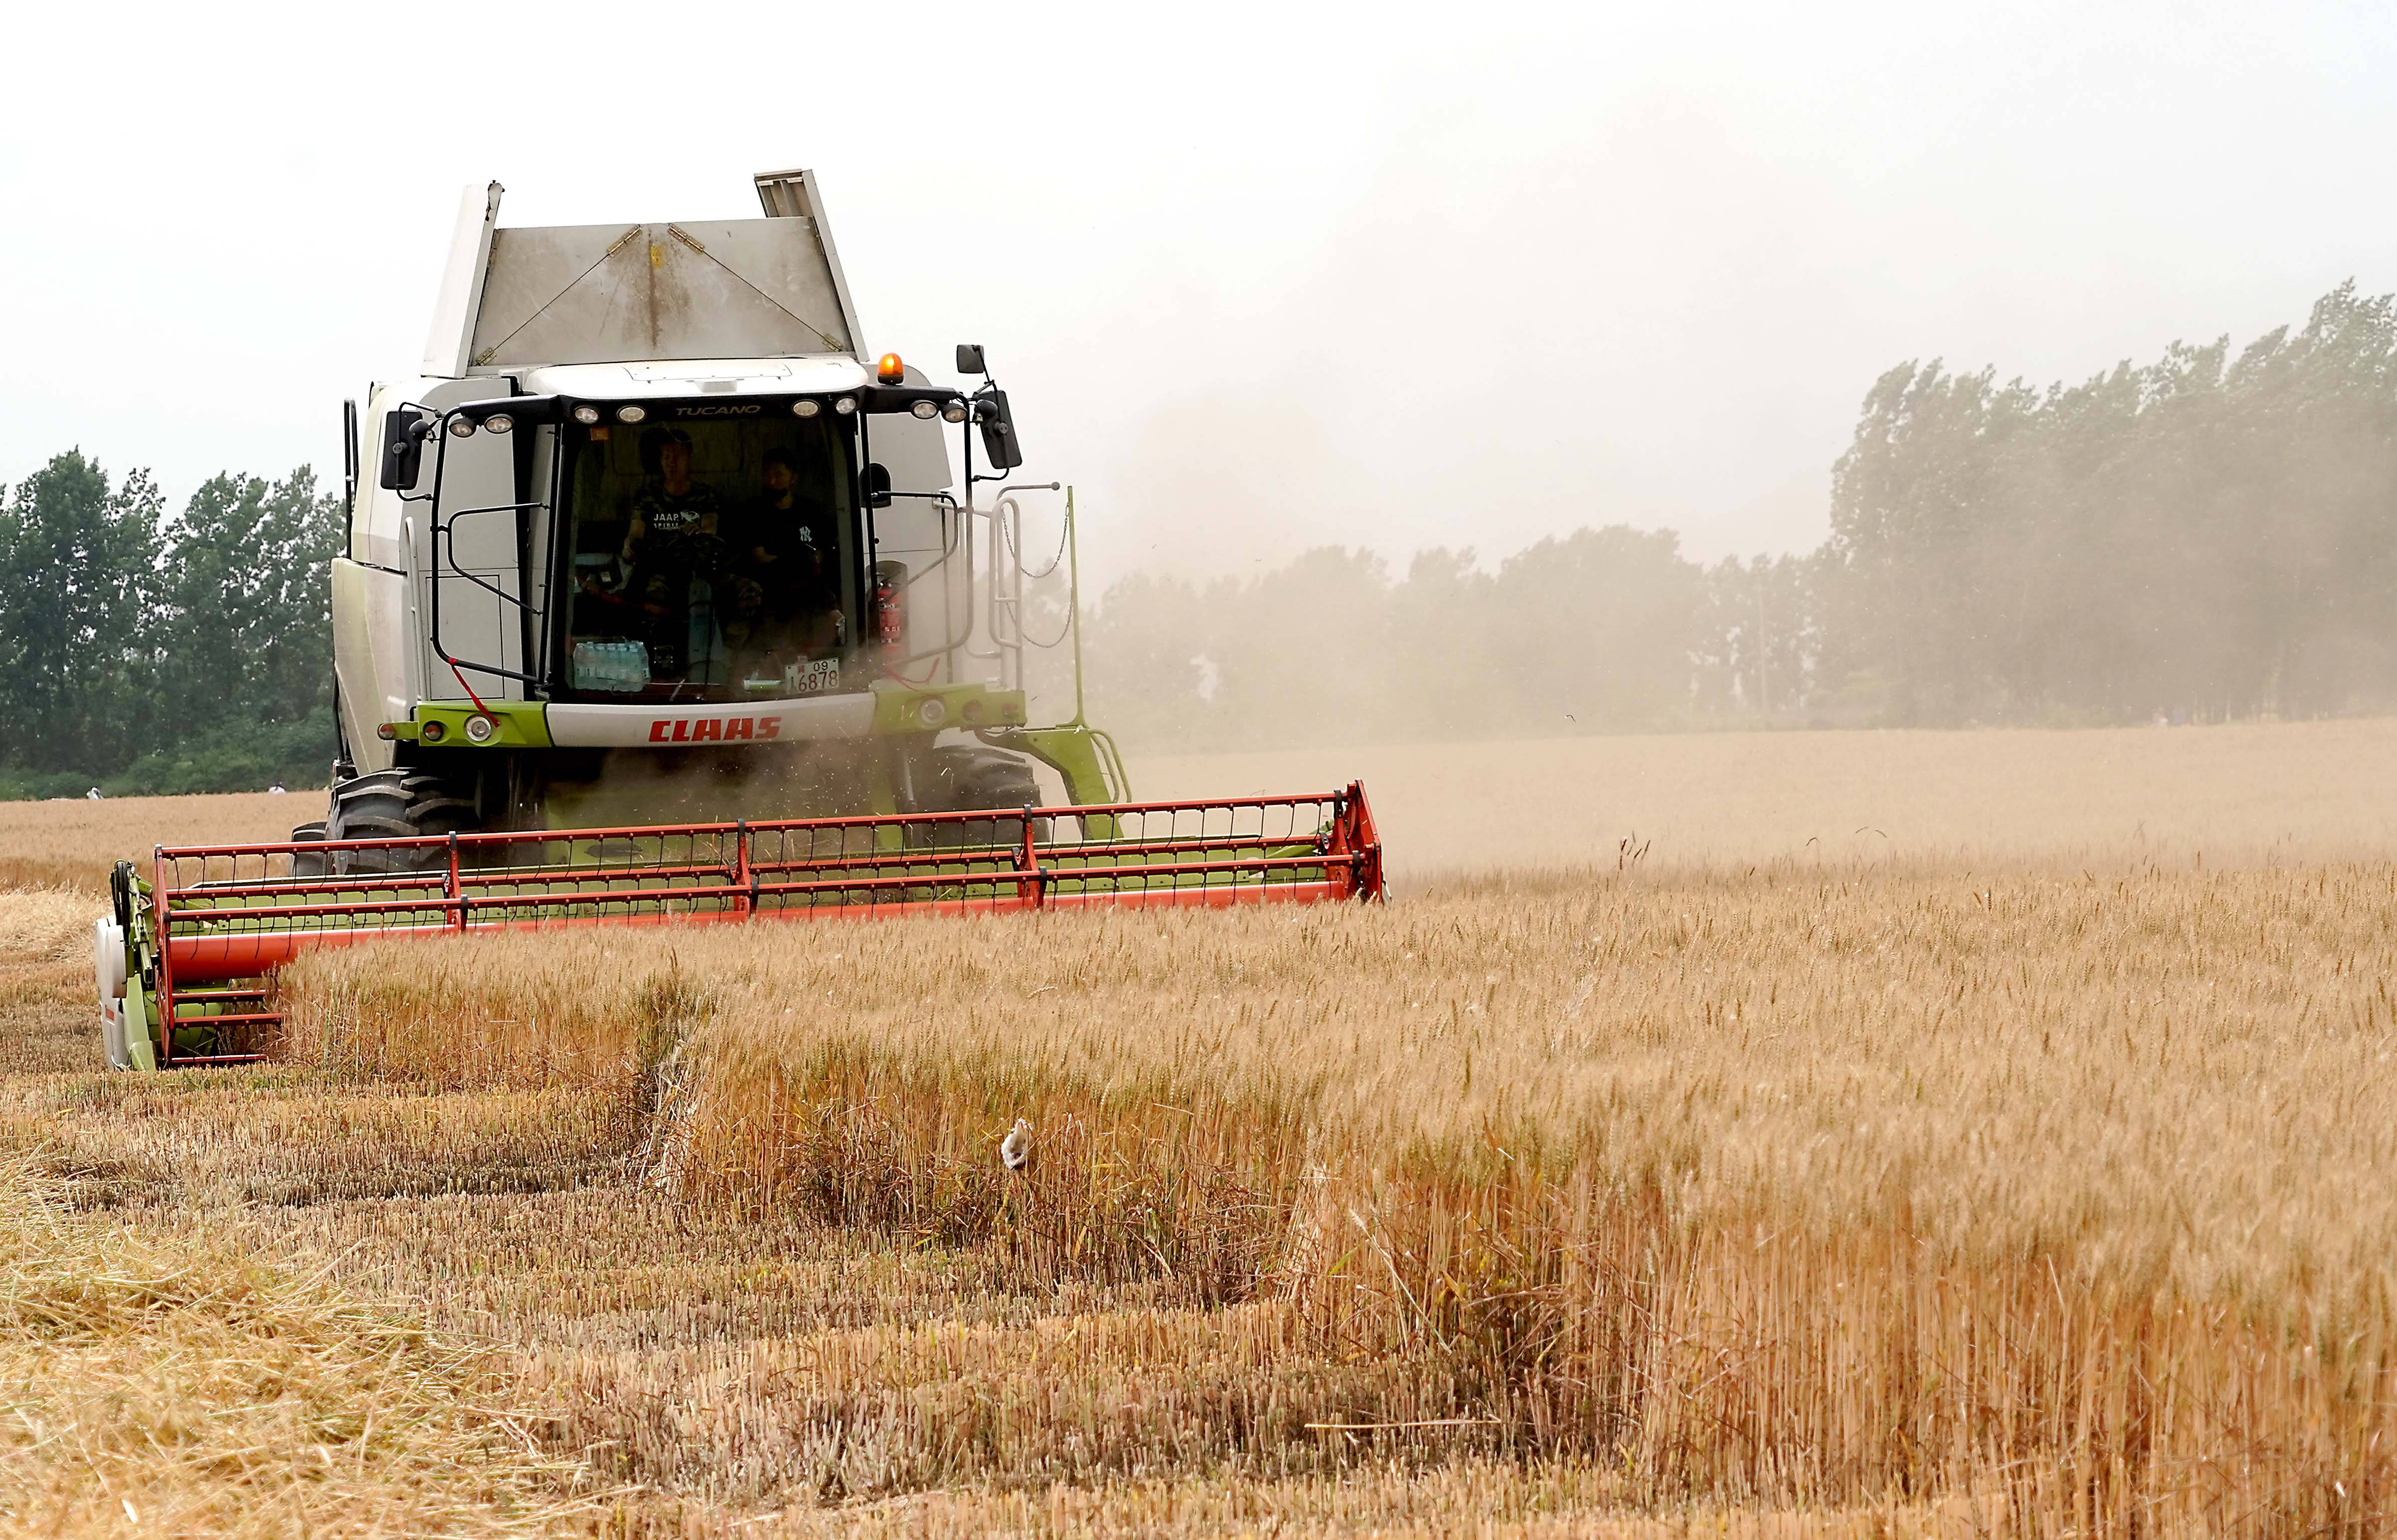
left=2, top=2, right=2391, bottom=587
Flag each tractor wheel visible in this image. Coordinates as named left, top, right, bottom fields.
left=919, top=746, right=1045, bottom=849
left=289, top=821, right=329, bottom=879
left=327, top=769, right=480, bottom=874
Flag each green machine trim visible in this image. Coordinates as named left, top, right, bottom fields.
left=387, top=699, right=553, bottom=747
left=987, top=724, right=1128, bottom=806
left=868, top=681, right=1029, bottom=736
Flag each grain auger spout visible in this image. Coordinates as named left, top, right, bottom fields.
left=98, top=788, right=1385, bottom=1070
left=93, top=164, right=1387, bottom=1068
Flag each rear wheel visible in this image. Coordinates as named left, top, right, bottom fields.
left=327, top=768, right=481, bottom=874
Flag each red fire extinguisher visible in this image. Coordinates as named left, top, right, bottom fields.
left=873, top=560, right=906, bottom=659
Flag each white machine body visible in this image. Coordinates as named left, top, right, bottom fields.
left=332, top=171, right=998, bottom=777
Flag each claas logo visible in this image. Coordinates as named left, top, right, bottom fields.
left=647, top=716, right=784, bottom=743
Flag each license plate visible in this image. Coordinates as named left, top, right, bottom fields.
left=787, top=658, right=840, bottom=696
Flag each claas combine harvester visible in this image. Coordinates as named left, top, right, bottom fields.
left=94, top=168, right=1384, bottom=1070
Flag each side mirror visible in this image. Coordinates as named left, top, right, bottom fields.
left=955, top=343, right=987, bottom=375
left=377, top=408, right=432, bottom=491
left=975, top=390, right=1023, bottom=472
left=864, top=462, right=893, bottom=509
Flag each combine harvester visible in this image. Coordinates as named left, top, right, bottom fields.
left=96, top=169, right=1383, bottom=1070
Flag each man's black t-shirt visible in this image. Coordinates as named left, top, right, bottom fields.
left=733, top=493, right=838, bottom=613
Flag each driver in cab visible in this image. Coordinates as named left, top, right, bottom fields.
left=620, top=427, right=741, bottom=618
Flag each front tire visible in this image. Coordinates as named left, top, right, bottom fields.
left=289, top=822, right=328, bottom=878
left=918, top=746, right=1045, bottom=849
left=326, top=768, right=480, bottom=874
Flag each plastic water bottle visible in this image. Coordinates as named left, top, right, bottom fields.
left=573, top=640, right=650, bottom=692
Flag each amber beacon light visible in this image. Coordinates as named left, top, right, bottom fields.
left=876, top=352, right=906, bottom=384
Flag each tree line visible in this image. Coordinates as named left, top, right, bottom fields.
left=1087, top=282, right=2397, bottom=748
left=0, top=452, right=340, bottom=799
left=5, top=281, right=2394, bottom=796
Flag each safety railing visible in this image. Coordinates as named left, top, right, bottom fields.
left=144, top=787, right=1382, bottom=1064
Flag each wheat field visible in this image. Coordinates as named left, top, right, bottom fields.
left=15, top=718, right=2397, bottom=895
left=0, top=789, right=301, bottom=893
left=1138, top=717, right=2397, bottom=877
left=6, top=722, right=2396, bottom=1535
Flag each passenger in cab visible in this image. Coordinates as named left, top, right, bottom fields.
left=732, top=447, right=842, bottom=654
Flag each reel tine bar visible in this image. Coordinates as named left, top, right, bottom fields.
left=145, top=787, right=1385, bottom=1052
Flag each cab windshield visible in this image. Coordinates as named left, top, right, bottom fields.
left=556, top=410, right=857, bottom=702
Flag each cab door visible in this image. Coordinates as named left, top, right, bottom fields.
left=420, top=380, right=526, bottom=700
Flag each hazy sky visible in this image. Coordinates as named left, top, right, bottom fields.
left=4, top=3, right=2392, bottom=586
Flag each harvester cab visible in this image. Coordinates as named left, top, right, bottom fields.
left=334, top=168, right=1095, bottom=838
left=95, top=167, right=1384, bottom=1071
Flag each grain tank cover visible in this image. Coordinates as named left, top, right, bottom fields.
left=430, top=170, right=868, bottom=377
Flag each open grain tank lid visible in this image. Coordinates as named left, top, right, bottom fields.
left=424, top=169, right=866, bottom=377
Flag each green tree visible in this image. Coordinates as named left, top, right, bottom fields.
left=1701, top=553, right=1815, bottom=719
left=1202, top=548, right=1395, bottom=747
left=156, top=469, right=344, bottom=728
left=0, top=451, right=163, bottom=779
left=1825, top=282, right=2397, bottom=724
left=1485, top=527, right=1703, bottom=729
left=1083, top=570, right=1217, bottom=747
